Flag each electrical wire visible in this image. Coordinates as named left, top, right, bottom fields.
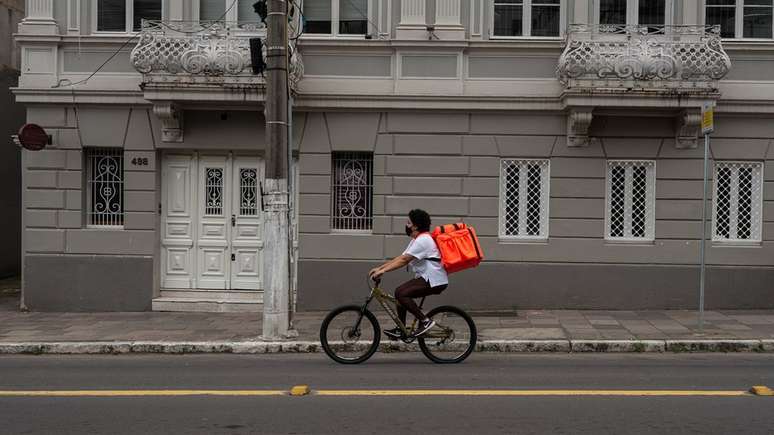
left=53, top=0, right=239, bottom=88
left=341, top=0, right=386, bottom=39
left=154, top=0, right=240, bottom=35
left=294, top=0, right=386, bottom=40
left=288, top=0, right=304, bottom=41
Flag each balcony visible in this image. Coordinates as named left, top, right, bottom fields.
left=129, top=20, right=303, bottom=142
left=557, top=25, right=732, bottom=148
left=558, top=24, right=731, bottom=91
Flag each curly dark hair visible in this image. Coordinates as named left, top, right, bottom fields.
left=408, top=209, right=432, bottom=233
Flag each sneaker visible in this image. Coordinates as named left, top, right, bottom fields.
left=412, top=318, right=436, bottom=337
left=383, top=327, right=403, bottom=340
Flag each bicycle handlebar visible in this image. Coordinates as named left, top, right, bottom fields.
left=367, top=274, right=381, bottom=290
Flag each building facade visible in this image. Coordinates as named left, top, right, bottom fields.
left=13, top=0, right=774, bottom=312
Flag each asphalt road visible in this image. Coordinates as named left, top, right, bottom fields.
left=1, top=353, right=773, bottom=434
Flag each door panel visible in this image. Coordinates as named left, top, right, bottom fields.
left=161, top=155, right=195, bottom=288
left=161, top=153, right=265, bottom=291
left=197, top=156, right=230, bottom=289
left=230, top=157, right=263, bottom=290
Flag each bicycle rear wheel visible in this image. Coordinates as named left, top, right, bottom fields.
left=418, top=306, right=477, bottom=364
left=320, top=305, right=381, bottom=364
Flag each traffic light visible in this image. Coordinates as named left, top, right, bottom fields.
left=249, top=37, right=265, bottom=74
left=253, top=1, right=267, bottom=23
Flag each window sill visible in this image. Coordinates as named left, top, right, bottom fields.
left=604, top=239, right=655, bottom=246
left=300, top=34, right=370, bottom=40
left=329, top=229, right=373, bottom=235
left=488, top=36, right=563, bottom=41
left=498, top=237, right=549, bottom=244
left=90, top=31, right=140, bottom=37
left=711, top=239, right=762, bottom=247
left=85, top=225, right=125, bottom=230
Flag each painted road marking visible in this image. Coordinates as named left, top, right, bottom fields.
left=0, top=390, right=286, bottom=397
left=315, top=390, right=751, bottom=397
left=0, top=389, right=764, bottom=397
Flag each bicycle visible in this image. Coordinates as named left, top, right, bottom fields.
left=320, top=275, right=477, bottom=364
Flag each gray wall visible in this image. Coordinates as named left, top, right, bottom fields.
left=23, top=106, right=159, bottom=311
left=295, top=111, right=774, bottom=310
left=0, top=0, right=24, bottom=278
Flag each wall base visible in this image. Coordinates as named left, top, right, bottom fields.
left=24, top=255, right=154, bottom=311
left=297, top=260, right=774, bottom=311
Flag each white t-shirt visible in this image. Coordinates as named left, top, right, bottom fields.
left=402, top=233, right=449, bottom=287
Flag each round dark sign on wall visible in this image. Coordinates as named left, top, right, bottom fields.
left=18, top=124, right=49, bottom=151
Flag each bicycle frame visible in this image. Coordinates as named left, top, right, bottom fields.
left=359, top=278, right=451, bottom=343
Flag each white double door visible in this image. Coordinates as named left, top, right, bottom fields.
left=161, top=153, right=263, bottom=290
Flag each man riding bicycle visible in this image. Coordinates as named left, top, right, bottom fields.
left=369, top=209, right=448, bottom=339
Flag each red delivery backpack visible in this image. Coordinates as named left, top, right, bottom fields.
left=430, top=223, right=484, bottom=274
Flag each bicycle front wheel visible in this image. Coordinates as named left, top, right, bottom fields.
left=418, top=306, right=477, bottom=364
left=320, top=305, right=381, bottom=364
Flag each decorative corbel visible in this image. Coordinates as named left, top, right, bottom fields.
left=675, top=109, right=701, bottom=149
left=153, top=103, right=183, bottom=142
left=567, top=108, right=594, bottom=147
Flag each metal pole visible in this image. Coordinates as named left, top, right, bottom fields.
left=262, top=0, right=290, bottom=339
left=698, top=132, right=710, bottom=333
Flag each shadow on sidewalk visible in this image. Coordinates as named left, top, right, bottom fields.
left=0, top=276, right=21, bottom=312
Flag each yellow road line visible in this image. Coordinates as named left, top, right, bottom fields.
left=0, top=390, right=286, bottom=397
left=315, top=389, right=750, bottom=397
left=0, top=389, right=762, bottom=398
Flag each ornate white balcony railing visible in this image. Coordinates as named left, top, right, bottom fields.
left=557, top=24, right=731, bottom=91
left=130, top=20, right=303, bottom=89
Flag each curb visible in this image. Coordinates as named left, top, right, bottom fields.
left=1, top=339, right=773, bottom=355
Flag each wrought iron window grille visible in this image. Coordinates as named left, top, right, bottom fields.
left=499, top=159, right=551, bottom=240
left=331, top=152, right=373, bottom=231
left=712, top=161, right=764, bottom=243
left=86, top=148, right=124, bottom=227
left=605, top=160, right=656, bottom=241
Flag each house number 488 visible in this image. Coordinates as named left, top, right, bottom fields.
left=131, top=157, right=149, bottom=166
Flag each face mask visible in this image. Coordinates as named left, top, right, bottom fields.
left=405, top=225, right=413, bottom=237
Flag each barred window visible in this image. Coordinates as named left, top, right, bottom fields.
left=605, top=160, right=655, bottom=241
left=331, top=152, right=373, bottom=231
left=499, top=159, right=550, bottom=239
left=86, top=148, right=124, bottom=227
left=712, top=161, right=764, bottom=242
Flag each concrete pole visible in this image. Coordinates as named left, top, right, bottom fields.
left=262, top=0, right=290, bottom=339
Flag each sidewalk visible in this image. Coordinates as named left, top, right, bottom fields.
left=1, top=283, right=774, bottom=353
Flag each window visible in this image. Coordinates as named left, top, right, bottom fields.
left=492, top=0, right=562, bottom=37
left=331, top=152, right=373, bottom=231
left=199, top=0, right=261, bottom=24
left=303, top=0, right=368, bottom=35
left=95, top=0, right=161, bottom=32
left=605, top=160, right=655, bottom=241
left=706, top=0, right=773, bottom=39
left=499, top=159, right=550, bottom=239
left=86, top=148, right=124, bottom=227
left=712, top=161, right=764, bottom=242
left=596, top=0, right=671, bottom=27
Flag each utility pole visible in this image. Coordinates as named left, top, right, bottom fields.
left=262, top=0, right=290, bottom=339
